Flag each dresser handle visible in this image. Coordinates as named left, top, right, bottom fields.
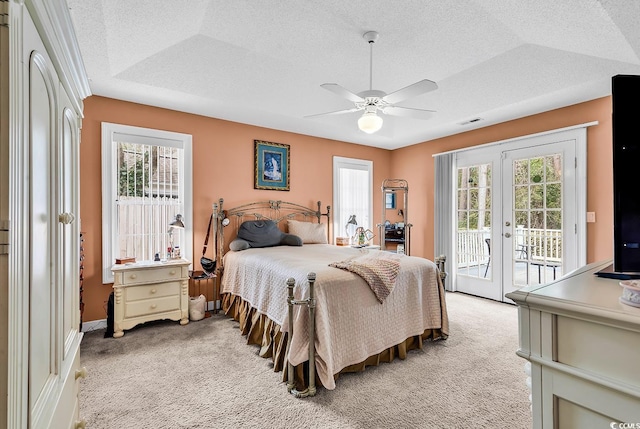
left=150, top=289, right=157, bottom=294
left=75, top=366, right=88, bottom=380
left=151, top=304, right=157, bottom=309
left=130, top=274, right=137, bottom=279
left=169, top=270, right=176, bottom=275
left=75, top=420, right=87, bottom=429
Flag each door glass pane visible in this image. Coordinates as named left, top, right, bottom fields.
left=512, top=154, right=563, bottom=287
left=546, top=155, right=562, bottom=181
left=530, top=184, right=543, bottom=208
left=546, top=184, right=561, bottom=208
left=457, top=164, right=492, bottom=279
left=514, top=186, right=528, bottom=209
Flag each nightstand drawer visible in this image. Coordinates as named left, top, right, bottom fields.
left=119, top=265, right=186, bottom=285
left=125, top=281, right=179, bottom=301
left=125, top=295, right=180, bottom=318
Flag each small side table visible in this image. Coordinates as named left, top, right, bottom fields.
left=111, top=259, right=191, bottom=338
left=189, top=271, right=219, bottom=315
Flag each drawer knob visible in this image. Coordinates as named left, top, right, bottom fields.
left=130, top=274, right=137, bottom=279
left=150, top=289, right=157, bottom=294
left=75, top=420, right=87, bottom=429
left=151, top=304, right=157, bottom=309
left=75, top=366, right=88, bottom=380
left=169, top=270, right=176, bottom=275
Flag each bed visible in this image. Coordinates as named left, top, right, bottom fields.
left=213, top=199, right=448, bottom=396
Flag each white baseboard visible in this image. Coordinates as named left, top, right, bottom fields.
left=82, top=319, right=107, bottom=332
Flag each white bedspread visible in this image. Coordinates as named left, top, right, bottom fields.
left=221, top=244, right=448, bottom=390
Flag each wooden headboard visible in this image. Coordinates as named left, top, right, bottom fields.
left=213, top=198, right=331, bottom=268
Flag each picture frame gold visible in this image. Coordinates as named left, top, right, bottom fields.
left=254, top=140, right=290, bottom=191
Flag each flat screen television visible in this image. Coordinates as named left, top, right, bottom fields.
left=602, top=74, right=640, bottom=277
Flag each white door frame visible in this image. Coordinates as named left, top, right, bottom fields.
left=452, top=126, right=588, bottom=301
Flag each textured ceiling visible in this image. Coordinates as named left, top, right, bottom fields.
left=67, top=0, right=640, bottom=149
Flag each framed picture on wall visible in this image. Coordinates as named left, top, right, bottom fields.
left=385, top=192, right=396, bottom=209
left=254, top=140, right=290, bottom=191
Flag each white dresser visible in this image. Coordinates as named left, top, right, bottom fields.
left=506, top=260, right=640, bottom=428
left=111, top=259, right=191, bottom=338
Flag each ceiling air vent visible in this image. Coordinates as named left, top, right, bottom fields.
left=459, top=117, right=483, bottom=126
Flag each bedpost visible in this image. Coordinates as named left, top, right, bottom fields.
left=435, top=255, right=447, bottom=288
left=285, top=273, right=318, bottom=398
left=315, top=201, right=331, bottom=243
left=286, top=277, right=296, bottom=393
left=307, top=272, right=317, bottom=397
left=214, top=198, right=224, bottom=270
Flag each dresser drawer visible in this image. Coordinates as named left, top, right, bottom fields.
left=556, top=315, right=640, bottom=388
left=125, top=295, right=181, bottom=318
left=119, top=265, right=186, bottom=286
left=125, top=281, right=180, bottom=301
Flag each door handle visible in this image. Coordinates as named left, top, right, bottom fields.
left=58, top=212, right=75, bottom=224
left=504, top=232, right=512, bottom=238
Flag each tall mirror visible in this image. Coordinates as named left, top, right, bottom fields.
left=379, top=179, right=411, bottom=255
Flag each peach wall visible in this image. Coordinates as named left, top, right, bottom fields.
left=80, top=95, right=614, bottom=323
left=80, top=96, right=392, bottom=322
left=393, top=96, right=613, bottom=263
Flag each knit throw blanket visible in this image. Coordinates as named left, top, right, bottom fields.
left=329, top=251, right=402, bottom=303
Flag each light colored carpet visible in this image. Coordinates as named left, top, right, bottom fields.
left=80, top=292, right=532, bottom=429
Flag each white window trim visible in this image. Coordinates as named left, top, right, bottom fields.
left=332, top=156, right=374, bottom=244
left=101, top=122, right=193, bottom=283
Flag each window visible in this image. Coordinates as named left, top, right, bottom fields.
left=333, top=156, right=373, bottom=244
left=101, top=123, right=193, bottom=283
left=456, top=163, right=492, bottom=278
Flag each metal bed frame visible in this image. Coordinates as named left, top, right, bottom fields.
left=212, top=198, right=446, bottom=397
left=213, top=198, right=330, bottom=270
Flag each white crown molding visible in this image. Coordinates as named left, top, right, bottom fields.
left=24, top=0, right=91, bottom=113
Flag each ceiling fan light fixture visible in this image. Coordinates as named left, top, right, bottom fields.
left=358, top=111, right=383, bottom=134
left=310, top=31, right=437, bottom=130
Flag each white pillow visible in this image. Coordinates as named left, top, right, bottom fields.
left=287, top=220, right=328, bottom=244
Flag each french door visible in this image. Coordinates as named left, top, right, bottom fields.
left=455, top=129, right=586, bottom=302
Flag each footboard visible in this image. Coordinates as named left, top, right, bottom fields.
left=284, top=256, right=447, bottom=397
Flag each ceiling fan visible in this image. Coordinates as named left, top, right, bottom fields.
left=307, top=31, right=438, bottom=134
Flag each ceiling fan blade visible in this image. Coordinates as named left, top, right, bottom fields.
left=305, top=107, right=361, bottom=118
left=382, top=105, right=436, bottom=120
left=320, top=83, right=364, bottom=103
left=382, top=79, right=438, bottom=104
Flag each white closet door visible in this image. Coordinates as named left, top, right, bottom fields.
left=28, top=49, right=57, bottom=426
left=26, top=13, right=83, bottom=428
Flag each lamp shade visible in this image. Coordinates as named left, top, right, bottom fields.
left=169, top=214, right=185, bottom=229
left=358, top=111, right=383, bottom=134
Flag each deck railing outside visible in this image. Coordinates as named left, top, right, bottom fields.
left=457, top=227, right=562, bottom=268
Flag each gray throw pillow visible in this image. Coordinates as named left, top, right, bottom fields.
left=229, top=220, right=302, bottom=251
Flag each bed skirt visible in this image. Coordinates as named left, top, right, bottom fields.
left=221, top=292, right=447, bottom=390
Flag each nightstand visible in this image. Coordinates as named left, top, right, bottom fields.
left=111, top=259, right=191, bottom=338
left=189, top=271, right=219, bottom=315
